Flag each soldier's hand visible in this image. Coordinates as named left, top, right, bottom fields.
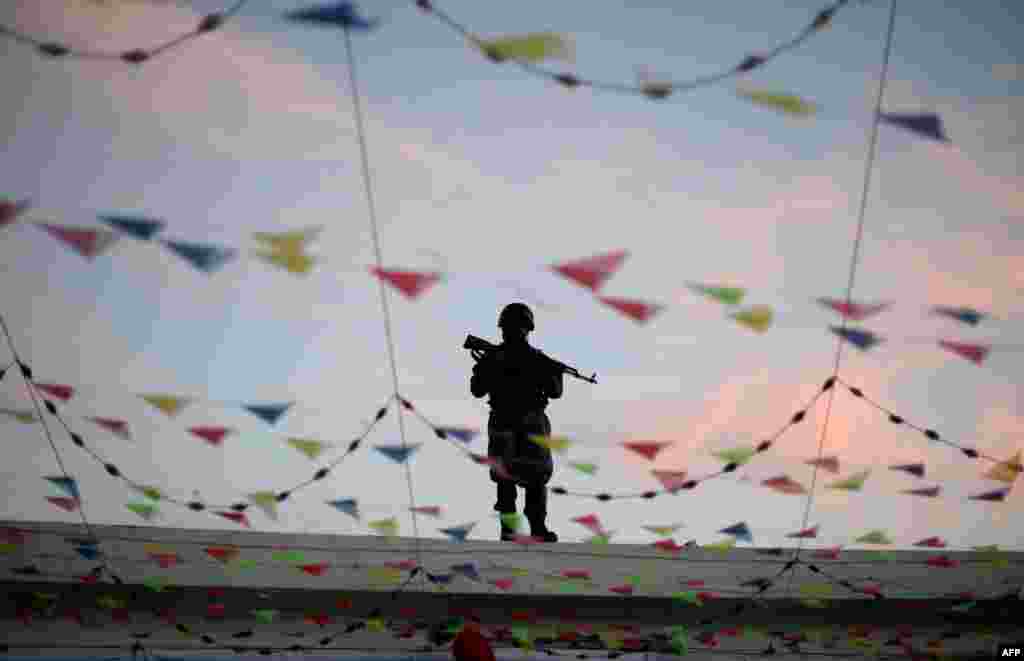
left=471, top=349, right=485, bottom=363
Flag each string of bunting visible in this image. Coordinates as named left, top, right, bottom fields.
left=0, top=0, right=250, bottom=63
left=2, top=358, right=392, bottom=524
left=412, top=0, right=852, bottom=103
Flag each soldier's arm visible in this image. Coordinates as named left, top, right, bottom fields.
left=471, top=354, right=494, bottom=398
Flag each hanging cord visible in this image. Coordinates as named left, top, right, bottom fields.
left=341, top=25, right=425, bottom=577
left=784, top=0, right=898, bottom=600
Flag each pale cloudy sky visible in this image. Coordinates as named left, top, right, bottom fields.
left=0, top=0, right=1021, bottom=551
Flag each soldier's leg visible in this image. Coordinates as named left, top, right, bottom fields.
left=494, top=479, right=517, bottom=514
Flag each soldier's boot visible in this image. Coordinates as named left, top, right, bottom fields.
left=528, top=516, right=558, bottom=543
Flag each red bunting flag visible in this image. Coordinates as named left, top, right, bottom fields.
left=651, top=469, right=688, bottom=492
left=597, top=296, right=662, bottom=323
left=207, top=603, right=226, bottom=618
left=816, top=298, right=890, bottom=321
left=926, top=555, right=959, bottom=568
left=37, top=223, right=119, bottom=260
left=87, top=417, right=131, bottom=440
left=653, top=539, right=683, bottom=553
left=913, top=537, right=946, bottom=548
left=369, top=267, right=441, bottom=299
left=0, top=198, right=30, bottom=228
left=305, top=613, right=332, bottom=626
left=491, top=578, right=514, bottom=591
left=805, top=456, right=840, bottom=473
left=216, top=511, right=250, bottom=527
left=787, top=525, right=819, bottom=539
left=47, top=496, right=79, bottom=512
left=561, top=569, right=591, bottom=579
left=410, top=505, right=442, bottom=517
left=571, top=514, right=604, bottom=535
left=938, top=340, right=989, bottom=365
left=622, top=441, right=669, bottom=461
left=34, top=383, right=74, bottom=401
left=204, top=547, right=239, bottom=563
left=550, top=250, right=628, bottom=292
left=762, top=475, right=806, bottom=495
left=150, top=553, right=179, bottom=568
left=609, top=584, right=634, bottom=595
left=813, top=546, right=841, bottom=560
left=189, top=426, right=232, bottom=446
left=300, top=563, right=329, bottom=576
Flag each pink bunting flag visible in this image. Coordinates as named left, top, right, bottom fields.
left=609, top=584, right=634, bottom=595
left=410, top=505, right=442, bottom=517
left=938, top=340, right=989, bottom=365
left=369, top=267, right=441, bottom=299
left=189, top=426, right=232, bottom=446
left=37, top=223, right=119, bottom=260
left=622, top=441, right=668, bottom=461
left=914, top=537, right=946, bottom=549
left=787, top=525, right=819, bottom=539
left=904, top=486, right=941, bottom=497
left=805, top=456, right=840, bottom=473
left=491, top=578, right=515, bottom=591
left=597, top=296, right=662, bottom=323
left=926, top=555, right=959, bottom=568
left=47, top=496, right=79, bottom=511
left=216, top=511, right=250, bottom=527
left=651, top=469, right=688, bottom=492
left=813, top=546, right=841, bottom=560
left=762, top=475, right=806, bottom=495
left=816, top=298, right=890, bottom=321
left=561, top=569, right=591, bottom=580
left=550, top=250, right=628, bottom=292
left=653, top=539, right=683, bottom=553
left=34, top=383, right=74, bottom=401
left=88, top=417, right=131, bottom=440
left=571, top=514, right=604, bottom=535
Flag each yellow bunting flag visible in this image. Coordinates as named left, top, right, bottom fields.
left=254, top=249, right=316, bottom=276
left=800, top=583, right=833, bottom=598
left=643, top=524, right=684, bottom=536
left=248, top=492, right=279, bottom=521
left=477, top=33, right=573, bottom=64
left=703, top=538, right=736, bottom=553
left=827, top=470, right=870, bottom=491
left=368, top=517, right=398, bottom=536
left=252, top=226, right=322, bottom=253
left=528, top=435, right=572, bottom=453
left=713, top=446, right=756, bottom=466
left=730, top=305, right=773, bottom=333
left=736, top=88, right=817, bottom=116
left=140, top=395, right=190, bottom=417
left=287, top=437, right=329, bottom=460
left=983, top=451, right=1022, bottom=483
left=131, top=484, right=163, bottom=501
left=855, top=530, right=892, bottom=545
left=367, top=567, right=404, bottom=585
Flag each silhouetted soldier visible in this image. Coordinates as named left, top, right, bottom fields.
left=470, top=303, right=563, bottom=542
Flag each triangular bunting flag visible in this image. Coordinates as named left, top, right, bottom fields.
left=369, top=267, right=441, bottom=299
left=436, top=426, right=478, bottom=443
left=216, top=511, right=250, bottom=527
left=903, top=486, right=941, bottom=497
left=87, top=417, right=131, bottom=441
left=126, top=503, right=157, bottom=521
left=491, top=578, right=515, bottom=590
left=440, top=522, right=476, bottom=542
left=34, top=383, right=73, bottom=401
left=243, top=403, right=293, bottom=425
left=672, top=591, right=703, bottom=606
left=144, top=576, right=171, bottom=593
left=36, top=223, right=119, bottom=260
left=287, top=437, right=329, bottom=460
left=926, top=555, right=959, bottom=568
left=130, top=484, right=162, bottom=501
left=762, top=475, right=806, bottom=495
left=609, top=584, right=634, bottom=595
left=98, top=215, right=165, bottom=240
left=368, top=517, right=399, bottom=536
left=45, top=476, right=80, bottom=499
left=816, top=298, right=890, bottom=321
left=299, top=563, right=329, bottom=576
left=931, top=306, right=985, bottom=326
left=686, top=283, right=745, bottom=306
left=704, top=538, right=737, bottom=553
left=569, top=461, right=598, bottom=475
left=890, top=463, right=925, bottom=478
left=830, top=326, right=882, bottom=350
left=74, top=544, right=101, bottom=560
left=251, top=609, right=278, bottom=624
left=161, top=239, right=236, bottom=274
left=140, top=395, right=190, bottom=417
left=254, top=249, right=317, bottom=276
left=969, top=488, right=1010, bottom=502
left=983, top=451, right=1022, bottom=483
left=879, top=112, right=950, bottom=143
left=451, top=563, right=482, bottom=582
left=149, top=553, right=179, bottom=569
left=713, top=446, right=756, bottom=466
left=374, top=443, right=421, bottom=464
left=736, top=88, right=816, bottom=116
left=0, top=198, right=30, bottom=228
left=622, top=441, right=668, bottom=461
left=204, top=547, right=240, bottom=564
left=528, top=435, right=571, bottom=453
left=787, top=525, right=819, bottom=539
left=938, top=340, right=990, bottom=365
left=252, top=226, right=323, bottom=253
left=651, top=470, right=688, bottom=492
left=47, top=496, right=79, bottom=512
left=730, top=306, right=773, bottom=333
left=189, top=426, right=232, bottom=446
left=653, top=539, right=683, bottom=553
left=477, top=32, right=573, bottom=64
left=272, top=549, right=305, bottom=563
left=827, top=470, right=870, bottom=491
left=813, top=546, right=841, bottom=560
left=327, top=498, right=360, bottom=519
left=719, top=522, right=753, bottom=543
left=285, top=2, right=380, bottom=30
left=410, top=505, right=442, bottom=517
left=597, top=296, right=662, bottom=323
left=248, top=492, right=279, bottom=521
left=913, top=537, right=947, bottom=548
left=855, top=530, right=891, bottom=545
left=805, top=456, right=840, bottom=474
left=550, top=250, right=628, bottom=292
left=571, top=514, right=604, bottom=535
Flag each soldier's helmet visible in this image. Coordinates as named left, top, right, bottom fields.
left=498, top=302, right=535, bottom=331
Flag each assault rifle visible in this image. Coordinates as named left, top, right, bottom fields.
left=463, top=334, right=598, bottom=384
